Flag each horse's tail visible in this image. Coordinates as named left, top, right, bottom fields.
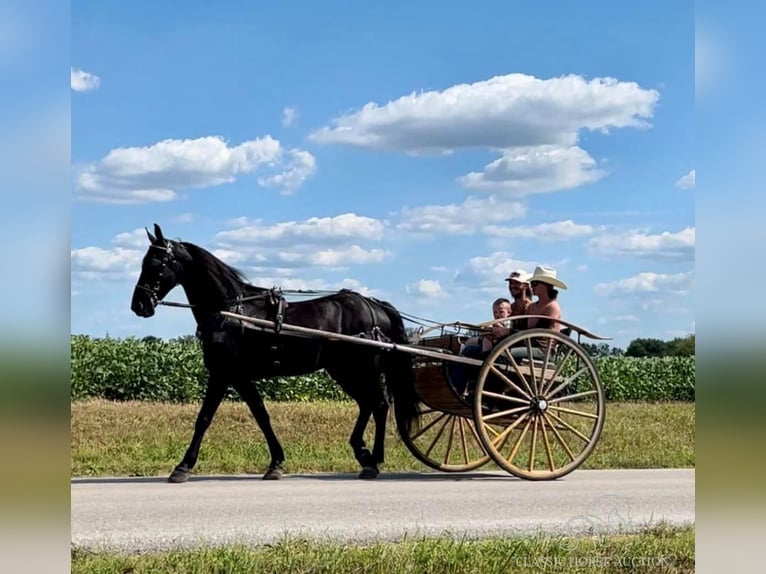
left=374, top=299, right=421, bottom=436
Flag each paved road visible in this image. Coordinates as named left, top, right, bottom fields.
left=71, top=469, right=694, bottom=553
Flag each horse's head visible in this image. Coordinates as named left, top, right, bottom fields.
left=130, top=223, right=191, bottom=317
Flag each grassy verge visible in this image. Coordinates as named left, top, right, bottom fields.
left=71, top=524, right=694, bottom=573
left=71, top=400, right=694, bottom=477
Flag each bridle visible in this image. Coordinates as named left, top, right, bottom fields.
left=134, top=242, right=285, bottom=318
left=135, top=242, right=176, bottom=308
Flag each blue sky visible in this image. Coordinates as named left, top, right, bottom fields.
left=71, top=0, right=694, bottom=350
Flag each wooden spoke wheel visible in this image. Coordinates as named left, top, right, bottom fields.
left=472, top=329, right=606, bottom=480
left=398, top=404, right=491, bottom=472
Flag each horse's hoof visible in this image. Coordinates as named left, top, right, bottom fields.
left=359, top=466, right=380, bottom=480
left=168, top=468, right=190, bottom=483
left=263, top=467, right=284, bottom=480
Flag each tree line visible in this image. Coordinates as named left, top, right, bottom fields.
left=582, top=334, right=695, bottom=358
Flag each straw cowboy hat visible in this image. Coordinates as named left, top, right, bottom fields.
left=528, top=265, right=568, bottom=290
left=504, top=269, right=532, bottom=283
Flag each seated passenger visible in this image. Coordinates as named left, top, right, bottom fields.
left=461, top=298, right=512, bottom=357
left=505, top=269, right=533, bottom=328
left=526, top=265, right=567, bottom=332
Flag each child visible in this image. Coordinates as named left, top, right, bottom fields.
left=462, top=298, right=512, bottom=357
left=452, top=298, right=513, bottom=398
left=482, top=298, right=513, bottom=352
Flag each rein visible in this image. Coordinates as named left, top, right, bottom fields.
left=156, top=289, right=342, bottom=309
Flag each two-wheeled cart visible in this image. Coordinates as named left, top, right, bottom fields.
left=220, top=311, right=608, bottom=480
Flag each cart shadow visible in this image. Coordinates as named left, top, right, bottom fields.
left=72, top=471, right=517, bottom=485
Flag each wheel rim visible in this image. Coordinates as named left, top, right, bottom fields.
left=472, top=329, right=606, bottom=480
left=399, top=403, right=490, bottom=472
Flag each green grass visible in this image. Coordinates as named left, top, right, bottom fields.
left=71, top=400, right=694, bottom=477
left=71, top=524, right=694, bottom=573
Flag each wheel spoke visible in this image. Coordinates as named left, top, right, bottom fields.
left=546, top=410, right=593, bottom=443
left=548, top=405, right=599, bottom=420
left=539, top=347, right=574, bottom=396
left=544, top=367, right=590, bottom=400
left=425, top=413, right=453, bottom=456
left=480, top=388, right=530, bottom=405
left=490, top=364, right=532, bottom=401
left=548, top=390, right=598, bottom=404
left=482, top=404, right=530, bottom=422
left=525, top=338, right=539, bottom=395
left=502, top=349, right=536, bottom=398
left=411, top=411, right=449, bottom=441
left=466, top=418, right=483, bottom=445
left=540, top=416, right=556, bottom=472
left=443, top=416, right=457, bottom=465
left=529, top=416, right=539, bottom=472
left=506, top=415, right=533, bottom=465
left=543, top=412, right=575, bottom=462
left=538, top=341, right=553, bottom=391
left=490, top=412, right=528, bottom=449
left=458, top=418, right=470, bottom=465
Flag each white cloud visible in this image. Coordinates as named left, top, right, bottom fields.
left=406, top=279, right=445, bottom=298
left=213, top=214, right=391, bottom=271
left=282, top=106, right=299, bottom=127
left=588, top=227, right=695, bottom=261
left=453, top=251, right=540, bottom=289
left=74, top=135, right=316, bottom=203
left=70, top=246, right=141, bottom=279
left=71, top=67, right=100, bottom=92
left=397, top=195, right=526, bottom=235
left=458, top=145, right=605, bottom=195
left=594, top=271, right=695, bottom=297
left=112, top=228, right=151, bottom=249
left=237, top=244, right=391, bottom=270
left=309, top=73, right=659, bottom=153
left=484, top=220, right=597, bottom=242
left=217, top=213, right=385, bottom=246
left=257, top=149, right=316, bottom=195
left=676, top=169, right=695, bottom=190
left=309, top=245, right=390, bottom=266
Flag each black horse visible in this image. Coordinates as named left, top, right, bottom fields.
left=130, top=224, right=420, bottom=481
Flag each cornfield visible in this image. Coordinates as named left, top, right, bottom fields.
left=70, top=335, right=694, bottom=403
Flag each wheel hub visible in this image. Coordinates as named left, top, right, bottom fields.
left=532, top=397, right=548, bottom=413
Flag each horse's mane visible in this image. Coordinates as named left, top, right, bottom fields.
left=180, top=241, right=258, bottom=295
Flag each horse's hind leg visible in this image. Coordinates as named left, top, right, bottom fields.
left=234, top=380, right=286, bottom=480
left=169, top=378, right=227, bottom=483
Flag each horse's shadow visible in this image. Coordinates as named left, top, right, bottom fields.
left=71, top=471, right=514, bottom=485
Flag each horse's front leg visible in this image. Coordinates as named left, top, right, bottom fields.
left=169, top=377, right=227, bottom=483
left=234, top=380, right=286, bottom=480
